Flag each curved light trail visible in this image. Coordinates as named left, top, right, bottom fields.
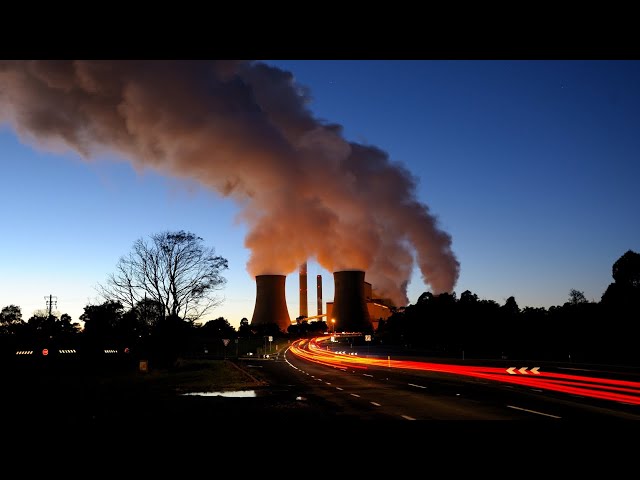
left=288, top=336, right=640, bottom=406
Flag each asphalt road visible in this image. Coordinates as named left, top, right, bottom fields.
left=233, top=344, right=640, bottom=448
left=4, top=344, right=638, bottom=453
left=273, top=348, right=640, bottom=421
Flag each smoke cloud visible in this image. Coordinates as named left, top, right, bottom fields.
left=0, top=60, right=459, bottom=306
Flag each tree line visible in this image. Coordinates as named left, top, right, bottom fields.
left=377, top=249, right=640, bottom=365
left=1, top=228, right=638, bottom=367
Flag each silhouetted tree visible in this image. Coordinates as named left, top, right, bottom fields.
left=568, top=289, right=588, bottom=305
left=58, top=313, right=82, bottom=335
left=417, top=292, right=433, bottom=304
left=520, top=306, right=550, bottom=359
left=457, top=290, right=480, bottom=356
left=612, top=250, right=640, bottom=287
left=600, top=250, right=640, bottom=363
left=502, top=296, right=520, bottom=315
left=0, top=305, right=24, bottom=335
left=80, top=300, right=128, bottom=346
left=288, top=319, right=308, bottom=337
left=309, top=320, right=327, bottom=334
left=199, top=317, right=236, bottom=338
left=496, top=297, right=520, bottom=358
left=238, top=317, right=251, bottom=337
left=134, top=297, right=164, bottom=335
left=97, top=230, right=228, bottom=322
left=602, top=250, right=640, bottom=306
left=251, top=322, right=285, bottom=339
left=25, top=311, right=79, bottom=340
left=151, top=314, right=192, bottom=367
left=459, top=290, right=478, bottom=305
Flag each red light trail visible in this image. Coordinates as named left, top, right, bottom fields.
left=288, top=336, right=640, bottom=406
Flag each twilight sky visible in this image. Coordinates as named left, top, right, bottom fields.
left=1, top=60, right=638, bottom=329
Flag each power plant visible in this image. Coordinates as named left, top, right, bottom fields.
left=250, top=268, right=387, bottom=334
left=250, top=274, right=291, bottom=332
left=329, top=270, right=372, bottom=333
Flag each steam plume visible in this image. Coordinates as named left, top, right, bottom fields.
left=0, top=60, right=459, bottom=306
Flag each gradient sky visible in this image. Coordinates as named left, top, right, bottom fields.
left=1, top=60, right=639, bottom=329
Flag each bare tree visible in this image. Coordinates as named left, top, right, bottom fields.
left=98, top=230, right=228, bottom=322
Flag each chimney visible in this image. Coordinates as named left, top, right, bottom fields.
left=299, top=262, right=308, bottom=318
left=251, top=274, right=291, bottom=332
left=332, top=270, right=371, bottom=332
left=317, top=274, right=323, bottom=316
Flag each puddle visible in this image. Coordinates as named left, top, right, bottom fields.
left=182, top=390, right=257, bottom=397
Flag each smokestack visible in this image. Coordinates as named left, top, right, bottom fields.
left=317, top=274, right=323, bottom=316
left=332, top=270, right=371, bottom=332
left=251, top=274, right=291, bottom=332
left=299, top=262, right=308, bottom=318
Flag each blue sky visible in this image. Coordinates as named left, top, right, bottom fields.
left=1, top=60, right=638, bottom=328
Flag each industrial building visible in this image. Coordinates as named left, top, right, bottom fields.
left=250, top=266, right=393, bottom=334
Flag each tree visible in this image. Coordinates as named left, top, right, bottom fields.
left=80, top=300, right=126, bottom=338
left=417, top=292, right=433, bottom=304
left=26, top=311, right=79, bottom=339
left=612, top=250, right=640, bottom=287
left=134, top=296, right=164, bottom=334
left=58, top=313, right=82, bottom=335
left=502, top=296, right=520, bottom=315
left=199, top=317, right=236, bottom=338
left=0, top=305, right=24, bottom=335
left=98, top=230, right=228, bottom=322
left=459, top=290, right=479, bottom=304
left=238, top=317, right=251, bottom=337
left=568, top=289, right=588, bottom=305
left=601, top=250, right=640, bottom=307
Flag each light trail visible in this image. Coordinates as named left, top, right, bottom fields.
left=288, top=336, right=640, bottom=406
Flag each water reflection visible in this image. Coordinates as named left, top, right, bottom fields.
left=182, top=390, right=257, bottom=397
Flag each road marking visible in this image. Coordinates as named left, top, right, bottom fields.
left=363, top=374, right=373, bottom=377
left=350, top=393, right=360, bottom=398
left=401, top=415, right=416, bottom=420
left=531, top=389, right=543, bottom=392
left=408, top=383, right=427, bottom=389
left=507, top=405, right=561, bottom=419
left=371, top=402, right=382, bottom=407
left=336, top=387, right=343, bottom=391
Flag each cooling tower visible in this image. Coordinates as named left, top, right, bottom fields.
left=332, top=270, right=371, bottom=332
left=251, top=274, right=291, bottom=332
left=299, top=263, right=308, bottom=318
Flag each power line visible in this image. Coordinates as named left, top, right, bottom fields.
left=45, top=294, right=57, bottom=317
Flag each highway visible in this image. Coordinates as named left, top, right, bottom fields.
left=240, top=335, right=640, bottom=427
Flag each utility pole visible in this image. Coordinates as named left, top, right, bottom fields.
left=45, top=294, right=57, bottom=317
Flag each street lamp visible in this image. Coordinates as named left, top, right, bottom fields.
left=331, top=318, right=336, bottom=334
